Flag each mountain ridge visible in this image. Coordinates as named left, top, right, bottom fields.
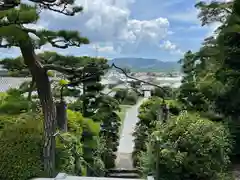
left=109, top=57, right=180, bottom=72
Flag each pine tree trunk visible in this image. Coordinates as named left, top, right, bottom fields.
left=19, top=40, right=56, bottom=177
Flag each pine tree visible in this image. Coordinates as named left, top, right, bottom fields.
left=0, top=3, right=89, bottom=176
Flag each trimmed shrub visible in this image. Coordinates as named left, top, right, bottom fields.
left=0, top=113, right=83, bottom=180
left=151, top=86, right=173, bottom=99
left=140, top=112, right=232, bottom=180
left=123, top=91, right=138, bottom=105
left=99, top=112, right=121, bottom=169
left=114, top=89, right=128, bottom=103
left=67, top=110, right=104, bottom=176
left=0, top=90, right=37, bottom=114
left=0, top=119, right=44, bottom=180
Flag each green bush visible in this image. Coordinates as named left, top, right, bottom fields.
left=0, top=90, right=37, bottom=114
left=133, top=97, right=183, bottom=166
left=99, top=112, right=121, bottom=169
left=123, top=91, right=138, bottom=105
left=68, top=99, right=83, bottom=112
left=67, top=110, right=104, bottom=176
left=0, top=92, right=7, bottom=105
left=0, top=119, right=44, bottom=180
left=0, top=113, right=41, bottom=130
left=0, top=113, right=84, bottom=180
left=55, top=132, right=80, bottom=174
left=114, top=89, right=128, bottom=103
left=140, top=112, right=232, bottom=180
left=151, top=86, right=173, bottom=99
left=0, top=100, right=30, bottom=114
left=165, top=99, right=183, bottom=116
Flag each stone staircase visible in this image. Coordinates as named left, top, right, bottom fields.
left=106, top=168, right=141, bottom=179
left=32, top=171, right=143, bottom=180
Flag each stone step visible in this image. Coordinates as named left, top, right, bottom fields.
left=108, top=168, right=140, bottom=174
left=106, top=169, right=141, bottom=179
left=32, top=173, right=143, bottom=180
left=107, top=173, right=140, bottom=179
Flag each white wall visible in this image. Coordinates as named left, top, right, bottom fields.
left=144, top=91, right=151, bottom=98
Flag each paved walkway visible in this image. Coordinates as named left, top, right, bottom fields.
left=115, top=98, right=147, bottom=169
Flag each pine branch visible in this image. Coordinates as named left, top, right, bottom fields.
left=37, top=30, right=89, bottom=49
left=38, top=1, right=83, bottom=16
left=0, top=0, right=83, bottom=16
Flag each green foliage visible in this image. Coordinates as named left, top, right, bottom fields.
left=68, top=99, right=83, bottom=112
left=0, top=88, right=37, bottom=114
left=90, top=95, right=121, bottom=169
left=0, top=109, right=100, bottom=179
left=177, top=0, right=240, bottom=160
left=0, top=0, right=109, bottom=177
left=133, top=97, right=185, bottom=167
left=114, top=88, right=128, bottom=102
left=123, top=90, right=138, bottom=105
left=165, top=99, right=184, bottom=116
left=195, top=1, right=233, bottom=26
left=55, top=132, right=81, bottom=174
left=67, top=109, right=84, bottom=135
left=140, top=112, right=232, bottom=180
left=0, top=113, right=84, bottom=180
left=66, top=109, right=104, bottom=176
left=114, top=88, right=139, bottom=105
left=0, top=92, right=7, bottom=104
left=99, top=112, right=121, bottom=169
left=151, top=86, right=173, bottom=99
left=0, top=118, right=44, bottom=180
left=133, top=98, right=163, bottom=167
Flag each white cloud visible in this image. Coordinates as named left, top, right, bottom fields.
left=91, top=43, right=115, bottom=53
left=0, top=0, right=182, bottom=59
left=43, top=0, right=171, bottom=54
left=160, top=40, right=183, bottom=55
left=160, top=40, right=177, bottom=50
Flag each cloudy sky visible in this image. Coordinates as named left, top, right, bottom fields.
left=0, top=0, right=223, bottom=61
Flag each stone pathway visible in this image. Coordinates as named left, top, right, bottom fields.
left=233, top=164, right=240, bottom=180
left=115, top=98, right=147, bottom=169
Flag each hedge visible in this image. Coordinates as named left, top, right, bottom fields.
left=140, top=112, right=232, bottom=180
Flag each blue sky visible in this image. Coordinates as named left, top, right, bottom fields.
left=0, top=0, right=217, bottom=62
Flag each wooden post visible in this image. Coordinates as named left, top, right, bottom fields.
left=56, top=101, right=67, bottom=132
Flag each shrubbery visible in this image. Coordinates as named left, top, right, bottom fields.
left=114, top=88, right=139, bottom=105
left=114, top=89, right=128, bottom=103
left=140, top=112, right=232, bottom=180
left=123, top=91, right=138, bottom=105
left=0, top=118, right=44, bottom=180
left=151, top=86, right=173, bottom=99
left=0, top=89, right=37, bottom=114
left=132, top=97, right=183, bottom=167
left=99, top=112, right=121, bottom=168
left=67, top=109, right=104, bottom=176
left=0, top=109, right=102, bottom=180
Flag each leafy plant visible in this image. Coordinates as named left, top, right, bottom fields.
left=140, top=112, right=232, bottom=180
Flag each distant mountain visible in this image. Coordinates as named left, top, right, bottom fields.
left=109, top=57, right=180, bottom=72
